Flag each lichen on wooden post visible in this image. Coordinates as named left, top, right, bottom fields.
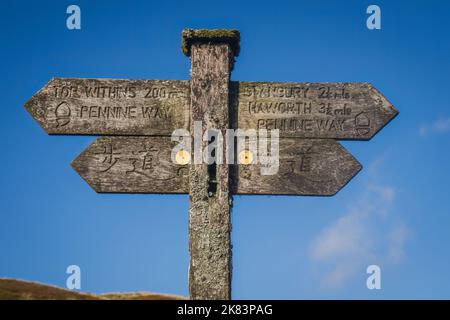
left=183, top=29, right=239, bottom=300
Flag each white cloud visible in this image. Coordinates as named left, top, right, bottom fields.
left=310, top=210, right=374, bottom=289
left=309, top=157, right=411, bottom=289
left=387, top=224, right=412, bottom=263
left=420, top=117, right=450, bottom=136
left=311, top=211, right=372, bottom=262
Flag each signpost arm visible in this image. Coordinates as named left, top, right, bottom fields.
left=182, top=29, right=240, bottom=300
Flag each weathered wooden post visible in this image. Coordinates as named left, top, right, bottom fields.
left=182, top=29, right=240, bottom=300
left=25, top=28, right=397, bottom=301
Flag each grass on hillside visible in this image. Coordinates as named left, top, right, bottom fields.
left=0, top=278, right=185, bottom=300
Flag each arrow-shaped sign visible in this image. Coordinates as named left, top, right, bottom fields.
left=24, top=78, right=190, bottom=135
left=231, top=82, right=398, bottom=140
left=25, top=79, right=397, bottom=140
left=71, top=136, right=361, bottom=196
left=232, top=138, right=362, bottom=195
left=72, top=136, right=189, bottom=194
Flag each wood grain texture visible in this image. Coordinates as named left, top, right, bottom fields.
left=71, top=136, right=188, bottom=194
left=72, top=137, right=360, bottom=196
left=24, top=78, right=189, bottom=135
left=188, top=43, right=232, bottom=300
left=230, top=81, right=398, bottom=140
left=24, top=79, right=397, bottom=140
left=231, top=138, right=361, bottom=196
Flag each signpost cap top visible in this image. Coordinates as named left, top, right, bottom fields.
left=181, top=29, right=240, bottom=57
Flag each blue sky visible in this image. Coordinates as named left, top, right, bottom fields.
left=1, top=0, right=450, bottom=299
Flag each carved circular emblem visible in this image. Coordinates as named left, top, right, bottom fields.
left=54, top=101, right=71, bottom=128
left=354, top=112, right=371, bottom=136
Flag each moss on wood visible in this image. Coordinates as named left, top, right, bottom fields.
left=181, top=29, right=240, bottom=57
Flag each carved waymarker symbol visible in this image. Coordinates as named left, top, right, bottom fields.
left=24, top=29, right=398, bottom=300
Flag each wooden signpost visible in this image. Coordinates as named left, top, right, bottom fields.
left=24, top=29, right=398, bottom=300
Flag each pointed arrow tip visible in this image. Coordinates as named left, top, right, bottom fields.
left=23, top=78, right=59, bottom=134
left=71, top=143, right=103, bottom=194
left=366, top=84, right=399, bottom=140
left=328, top=142, right=363, bottom=196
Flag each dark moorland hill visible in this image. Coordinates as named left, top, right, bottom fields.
left=0, top=278, right=185, bottom=300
